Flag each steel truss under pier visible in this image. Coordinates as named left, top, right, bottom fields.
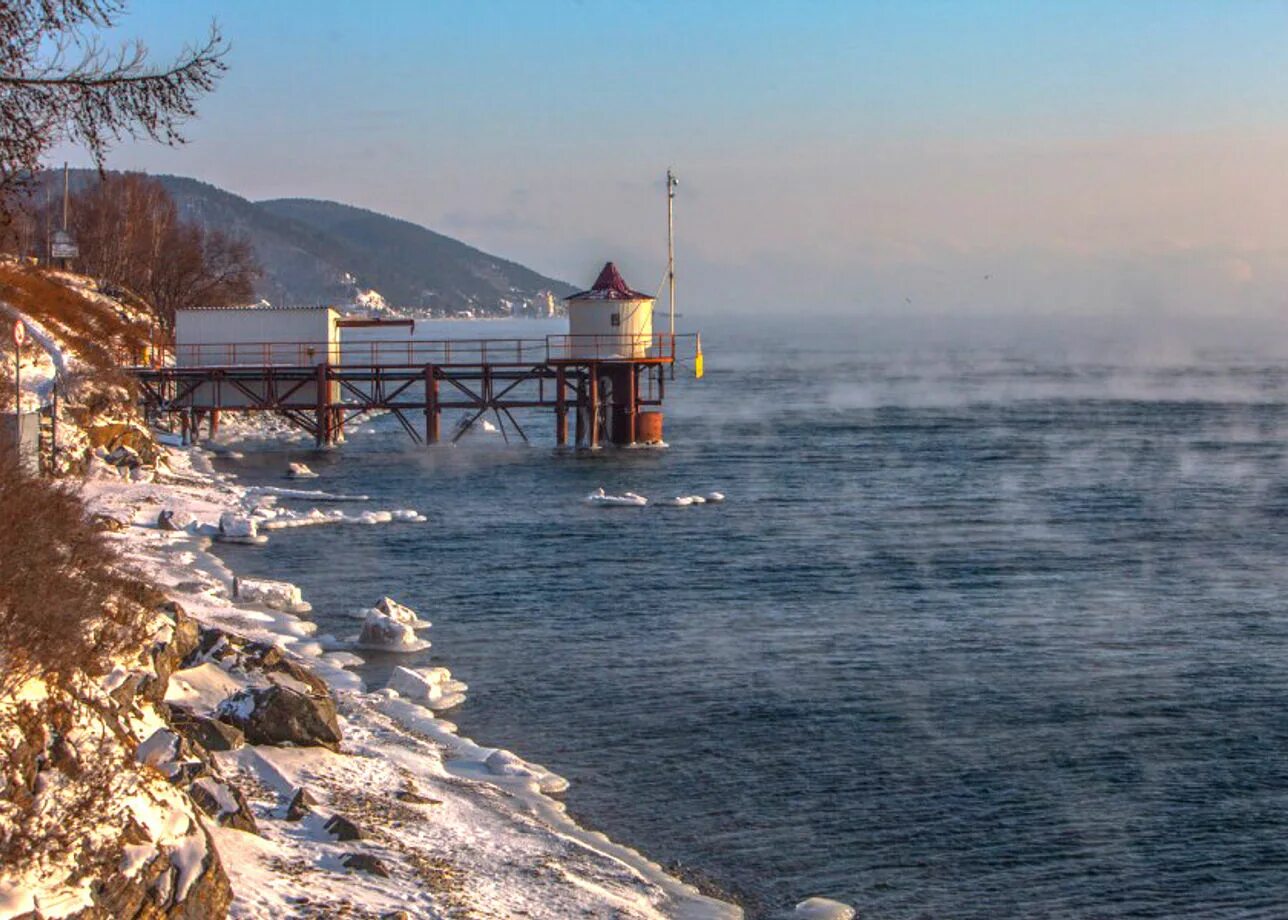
left=131, top=335, right=688, bottom=448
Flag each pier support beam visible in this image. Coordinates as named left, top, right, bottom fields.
left=424, top=365, right=440, bottom=444
left=555, top=367, right=567, bottom=446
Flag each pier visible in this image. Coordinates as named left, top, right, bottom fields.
left=131, top=331, right=693, bottom=448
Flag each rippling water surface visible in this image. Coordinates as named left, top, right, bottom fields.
left=217, top=316, right=1288, bottom=918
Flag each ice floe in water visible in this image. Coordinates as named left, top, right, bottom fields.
left=585, top=487, right=648, bottom=507
left=285, top=462, right=318, bottom=479
left=355, top=596, right=432, bottom=652
left=361, top=596, right=431, bottom=629
left=256, top=507, right=426, bottom=530
left=657, top=491, right=727, bottom=507
left=793, top=897, right=856, bottom=920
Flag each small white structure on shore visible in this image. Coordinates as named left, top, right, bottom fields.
left=175, top=304, right=340, bottom=367
left=564, top=262, right=654, bottom=359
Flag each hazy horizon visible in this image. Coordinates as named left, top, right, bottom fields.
left=48, top=1, right=1288, bottom=321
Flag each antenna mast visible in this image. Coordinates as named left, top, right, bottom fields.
left=666, top=169, right=677, bottom=344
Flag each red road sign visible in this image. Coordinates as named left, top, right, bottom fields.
left=12, top=320, right=23, bottom=348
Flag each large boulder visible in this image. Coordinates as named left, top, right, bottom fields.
left=216, top=685, right=341, bottom=751
left=165, top=705, right=245, bottom=752
left=189, top=777, right=259, bottom=834
left=144, top=604, right=201, bottom=704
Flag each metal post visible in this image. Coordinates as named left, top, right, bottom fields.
left=555, top=366, right=567, bottom=446
left=49, top=382, right=57, bottom=471
left=424, top=365, right=440, bottom=444
left=667, top=169, right=677, bottom=340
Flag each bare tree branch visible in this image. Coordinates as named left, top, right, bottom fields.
left=0, top=2, right=226, bottom=218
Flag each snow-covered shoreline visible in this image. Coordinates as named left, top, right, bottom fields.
left=83, top=443, right=744, bottom=919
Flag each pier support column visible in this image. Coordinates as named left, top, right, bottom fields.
left=574, top=372, right=585, bottom=447
left=424, top=366, right=440, bottom=444
left=627, top=365, right=638, bottom=446
left=555, top=367, right=567, bottom=446
left=588, top=364, right=600, bottom=449
left=209, top=409, right=220, bottom=439
left=314, top=362, right=330, bottom=447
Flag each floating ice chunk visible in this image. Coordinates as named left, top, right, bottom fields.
left=245, top=485, right=370, bottom=502
left=216, top=512, right=267, bottom=544
left=392, top=509, right=427, bottom=522
left=356, top=609, right=431, bottom=652
left=794, top=898, right=856, bottom=920
left=706, top=491, right=726, bottom=503
left=585, top=487, right=648, bottom=507
left=234, top=576, right=312, bottom=613
left=285, top=462, right=318, bottom=479
left=484, top=749, right=569, bottom=794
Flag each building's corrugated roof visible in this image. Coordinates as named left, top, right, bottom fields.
left=567, top=262, right=653, bottom=301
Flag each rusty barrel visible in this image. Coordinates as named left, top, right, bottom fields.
left=636, top=410, right=664, bottom=444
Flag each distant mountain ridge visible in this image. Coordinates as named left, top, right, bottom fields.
left=53, top=170, right=575, bottom=315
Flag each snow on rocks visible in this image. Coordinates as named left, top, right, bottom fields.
left=256, top=506, right=426, bottom=530
left=366, top=596, right=430, bottom=629
left=233, top=576, right=312, bottom=614
left=79, top=438, right=743, bottom=920
left=484, top=749, right=570, bottom=794
left=356, top=607, right=431, bottom=653
left=216, top=512, right=266, bottom=545
left=585, top=486, right=648, bottom=507
left=386, top=665, right=467, bottom=711
left=284, top=462, right=318, bottom=479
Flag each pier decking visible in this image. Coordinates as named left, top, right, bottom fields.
left=131, top=332, right=693, bottom=448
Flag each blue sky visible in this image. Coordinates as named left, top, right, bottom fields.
left=60, top=1, right=1288, bottom=316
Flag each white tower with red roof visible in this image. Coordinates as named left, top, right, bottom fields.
left=564, top=262, right=655, bottom=359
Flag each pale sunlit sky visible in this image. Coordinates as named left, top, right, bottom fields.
left=52, top=1, right=1288, bottom=318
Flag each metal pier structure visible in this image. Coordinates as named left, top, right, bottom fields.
left=131, top=333, right=693, bottom=448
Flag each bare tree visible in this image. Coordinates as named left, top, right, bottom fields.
left=63, top=172, right=259, bottom=329
left=0, top=1, right=226, bottom=217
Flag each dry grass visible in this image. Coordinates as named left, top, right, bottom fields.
left=0, top=263, right=150, bottom=374
left=0, top=463, right=156, bottom=698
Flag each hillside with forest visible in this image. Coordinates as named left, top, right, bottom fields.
left=21, top=170, right=576, bottom=316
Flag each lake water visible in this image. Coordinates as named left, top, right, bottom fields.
left=216, top=315, right=1288, bottom=918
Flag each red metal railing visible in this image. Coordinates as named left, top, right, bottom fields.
left=140, top=333, right=691, bottom=369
